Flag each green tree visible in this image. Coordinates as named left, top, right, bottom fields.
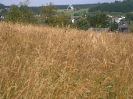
left=110, top=20, right=118, bottom=31
left=130, top=22, right=133, bottom=32
left=5, top=0, right=38, bottom=24
left=74, top=17, right=90, bottom=30
left=87, top=12, right=108, bottom=28
left=126, top=13, right=133, bottom=21
left=89, top=0, right=133, bottom=13
left=40, top=2, right=70, bottom=27
left=56, top=13, right=70, bottom=27
left=19, top=4, right=38, bottom=24
left=5, top=5, right=21, bottom=23
left=40, top=2, right=57, bottom=26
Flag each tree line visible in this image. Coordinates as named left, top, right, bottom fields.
left=1, top=0, right=133, bottom=15
left=3, top=1, right=70, bottom=27
left=0, top=3, right=94, bottom=15
left=89, top=0, right=133, bottom=13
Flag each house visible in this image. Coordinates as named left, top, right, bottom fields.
left=70, top=16, right=82, bottom=23
left=112, top=15, right=125, bottom=23
left=67, top=5, right=75, bottom=10
left=0, top=15, right=4, bottom=20
left=107, top=14, right=113, bottom=18
left=118, top=24, right=130, bottom=32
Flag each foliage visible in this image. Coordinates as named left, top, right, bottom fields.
left=40, top=2, right=70, bottom=27
left=5, top=5, right=22, bottom=23
left=56, top=13, right=71, bottom=27
left=110, top=20, right=118, bottom=31
left=130, top=22, right=133, bottom=32
left=89, top=0, right=133, bottom=13
left=73, top=11, right=87, bottom=16
left=40, top=2, right=57, bottom=26
left=87, top=12, right=109, bottom=28
left=125, top=13, right=133, bottom=21
left=28, top=7, right=41, bottom=14
left=74, top=17, right=90, bottom=30
left=5, top=0, right=38, bottom=24
left=19, top=4, right=38, bottom=24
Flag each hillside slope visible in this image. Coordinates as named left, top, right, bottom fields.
left=0, top=22, right=133, bottom=98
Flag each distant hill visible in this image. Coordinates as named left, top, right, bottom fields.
left=0, top=3, right=9, bottom=9
left=28, top=4, right=94, bottom=14
left=1, top=0, right=133, bottom=16
left=0, top=3, right=94, bottom=15
left=0, top=3, right=6, bottom=9
left=0, top=3, right=9, bottom=15
left=55, top=4, right=94, bottom=9
left=89, top=0, right=133, bottom=12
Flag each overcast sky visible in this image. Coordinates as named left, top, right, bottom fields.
left=0, top=0, right=118, bottom=6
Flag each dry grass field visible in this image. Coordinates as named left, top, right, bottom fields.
left=0, top=22, right=133, bottom=99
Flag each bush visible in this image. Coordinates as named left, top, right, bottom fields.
left=5, top=0, right=38, bottom=24
left=130, top=22, right=133, bottom=32
left=74, top=17, right=90, bottom=30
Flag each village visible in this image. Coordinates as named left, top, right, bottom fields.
left=67, top=5, right=132, bottom=32
left=0, top=2, right=133, bottom=32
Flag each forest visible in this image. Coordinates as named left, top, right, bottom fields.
left=89, top=0, right=133, bottom=12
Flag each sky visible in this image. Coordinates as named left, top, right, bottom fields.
left=0, top=0, right=117, bottom=6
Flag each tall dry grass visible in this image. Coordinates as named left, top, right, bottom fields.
left=0, top=22, right=133, bottom=99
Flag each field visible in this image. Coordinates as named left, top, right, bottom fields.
left=0, top=22, right=133, bottom=99
left=57, top=8, right=88, bottom=16
left=66, top=8, right=88, bottom=16
left=57, top=9, right=66, bottom=13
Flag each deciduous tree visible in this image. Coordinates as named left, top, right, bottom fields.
left=5, top=0, right=38, bottom=24
left=75, top=17, right=90, bottom=30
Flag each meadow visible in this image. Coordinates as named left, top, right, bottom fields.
left=0, top=22, right=133, bottom=99
left=57, top=8, right=88, bottom=16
